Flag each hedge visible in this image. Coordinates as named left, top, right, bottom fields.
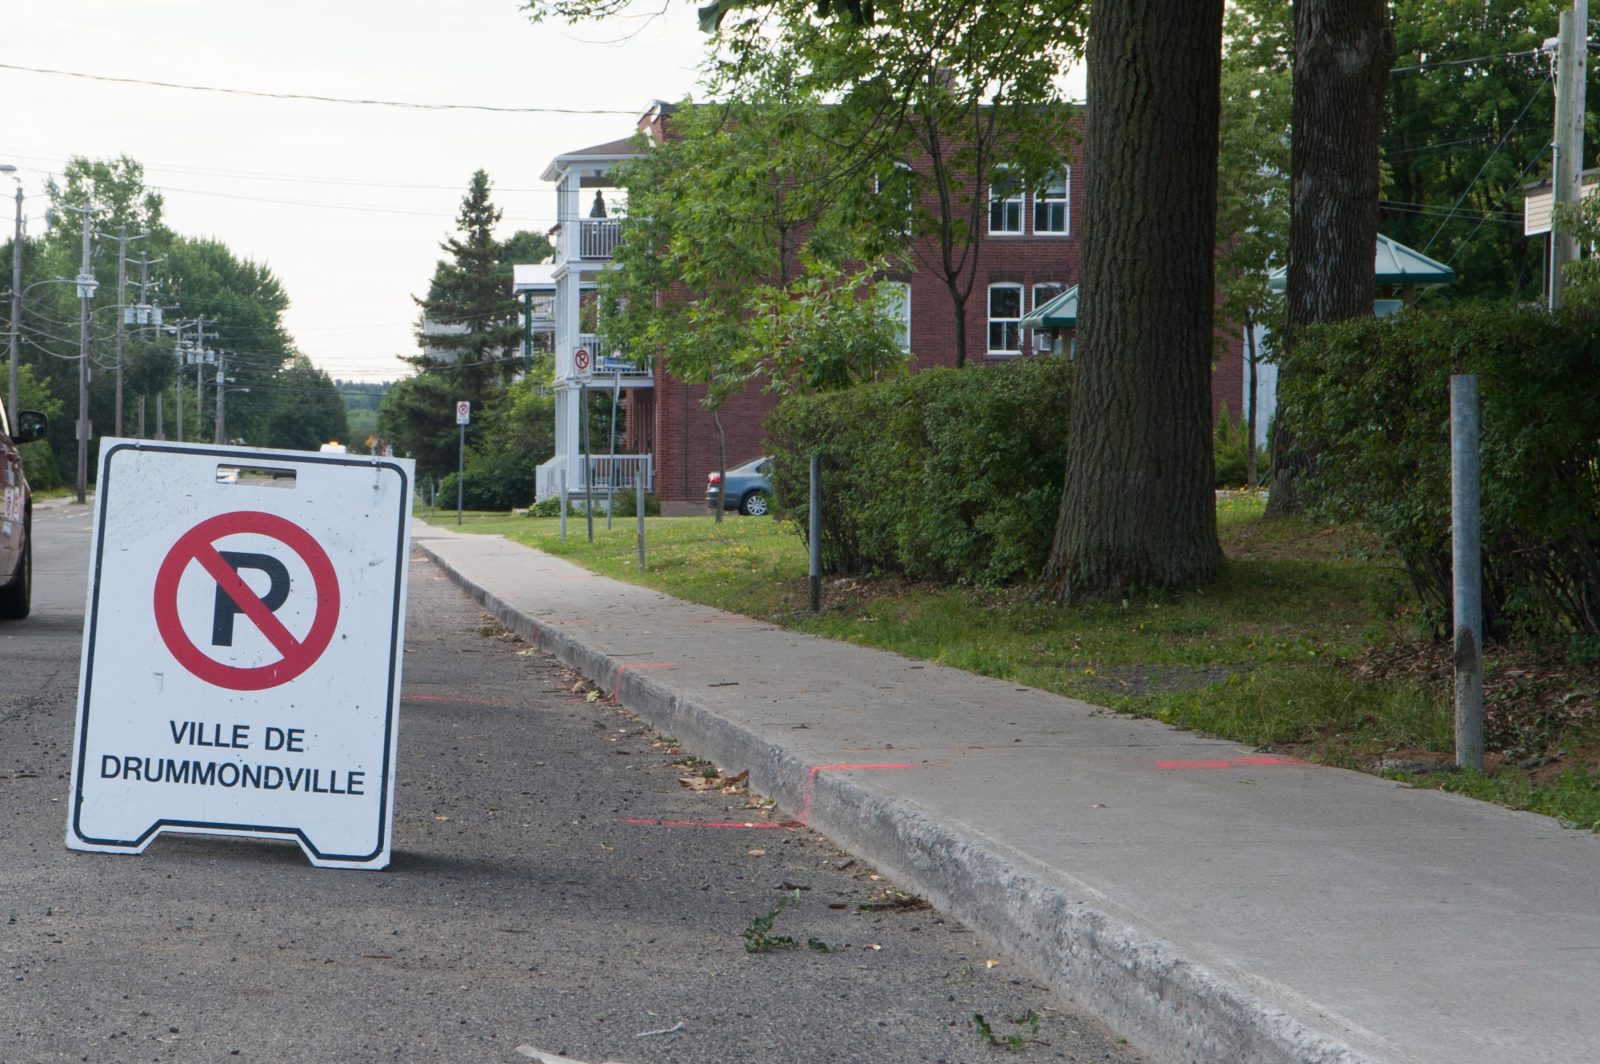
left=768, top=357, right=1073, bottom=585
left=1282, top=302, right=1600, bottom=645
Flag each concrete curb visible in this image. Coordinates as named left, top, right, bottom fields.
left=416, top=538, right=1385, bottom=1064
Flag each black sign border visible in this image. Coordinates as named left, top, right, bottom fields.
left=68, top=442, right=411, bottom=867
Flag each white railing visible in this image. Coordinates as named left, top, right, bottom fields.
left=573, top=335, right=652, bottom=379
left=536, top=454, right=653, bottom=501
left=579, top=220, right=622, bottom=259
left=583, top=454, right=652, bottom=494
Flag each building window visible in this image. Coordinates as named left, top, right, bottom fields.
left=1029, top=283, right=1063, bottom=353
left=880, top=282, right=911, bottom=352
left=988, top=284, right=1023, bottom=354
left=989, top=169, right=1024, bottom=234
left=874, top=162, right=917, bottom=237
left=1034, top=170, right=1070, bottom=234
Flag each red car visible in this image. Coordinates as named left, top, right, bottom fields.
left=1, top=406, right=49, bottom=619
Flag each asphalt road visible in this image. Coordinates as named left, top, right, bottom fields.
left=1, top=502, right=1147, bottom=1064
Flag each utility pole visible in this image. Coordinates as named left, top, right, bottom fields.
left=7, top=173, right=21, bottom=433
left=73, top=205, right=98, bottom=504
left=1550, top=0, right=1589, bottom=310
left=172, top=319, right=186, bottom=443
left=214, top=351, right=225, bottom=444
left=115, top=226, right=127, bottom=436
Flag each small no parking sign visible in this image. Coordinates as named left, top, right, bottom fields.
left=66, top=439, right=414, bottom=869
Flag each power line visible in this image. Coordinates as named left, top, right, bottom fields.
left=0, top=61, right=642, bottom=116
left=1391, top=48, right=1544, bottom=75
left=1422, top=76, right=1553, bottom=254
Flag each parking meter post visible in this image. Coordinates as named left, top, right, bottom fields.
left=635, top=468, right=646, bottom=573
left=559, top=468, right=568, bottom=543
left=1451, top=374, right=1484, bottom=770
left=809, top=454, right=821, bottom=613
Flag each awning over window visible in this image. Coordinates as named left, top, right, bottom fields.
left=1268, top=234, right=1455, bottom=293
left=1019, top=284, right=1079, bottom=330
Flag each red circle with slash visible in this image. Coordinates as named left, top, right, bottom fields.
left=153, top=511, right=340, bottom=691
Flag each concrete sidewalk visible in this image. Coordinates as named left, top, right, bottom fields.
left=413, top=521, right=1600, bottom=1064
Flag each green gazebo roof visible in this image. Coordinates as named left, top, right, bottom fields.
left=1019, top=284, right=1079, bottom=330
left=1268, top=234, right=1456, bottom=293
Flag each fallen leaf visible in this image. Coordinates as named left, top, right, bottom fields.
left=747, top=848, right=766, bottom=857
left=985, top=959, right=999, bottom=968
left=678, top=775, right=722, bottom=792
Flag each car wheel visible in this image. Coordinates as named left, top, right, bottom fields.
left=739, top=491, right=771, bottom=517
left=0, top=517, right=31, bottom=620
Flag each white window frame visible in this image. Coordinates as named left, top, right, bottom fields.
left=874, top=161, right=917, bottom=237
left=988, top=283, right=1023, bottom=355
left=988, top=168, right=1024, bottom=235
left=1029, top=282, right=1064, bottom=354
left=1034, top=169, right=1070, bottom=235
left=880, top=282, right=912, bottom=352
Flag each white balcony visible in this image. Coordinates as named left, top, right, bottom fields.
left=537, top=454, right=653, bottom=501
left=579, top=220, right=622, bottom=259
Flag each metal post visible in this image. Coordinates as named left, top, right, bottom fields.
left=138, top=395, right=145, bottom=438
left=635, top=467, right=646, bottom=572
left=606, top=372, right=621, bottom=530
left=809, top=454, right=822, bottom=612
left=456, top=422, right=465, bottom=526
left=155, top=393, right=163, bottom=440
left=1451, top=375, right=1484, bottom=771
left=582, top=385, right=594, bottom=543
left=559, top=467, right=568, bottom=543
left=8, top=179, right=20, bottom=432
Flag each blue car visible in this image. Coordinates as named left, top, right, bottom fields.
left=706, top=456, right=774, bottom=516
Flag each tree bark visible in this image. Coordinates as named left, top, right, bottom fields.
left=1040, top=0, right=1225, bottom=603
left=1265, top=0, right=1394, bottom=516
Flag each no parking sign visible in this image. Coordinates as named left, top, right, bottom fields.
left=66, top=440, right=414, bottom=869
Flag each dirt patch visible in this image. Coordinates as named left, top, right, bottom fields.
left=1344, top=639, right=1600, bottom=773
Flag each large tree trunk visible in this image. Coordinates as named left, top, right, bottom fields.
left=1040, top=0, right=1225, bottom=603
left=1266, top=0, right=1394, bottom=516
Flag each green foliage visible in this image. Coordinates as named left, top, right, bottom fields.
left=742, top=890, right=804, bottom=953
left=1216, top=0, right=1290, bottom=358
left=1552, top=192, right=1600, bottom=306
left=378, top=373, right=462, bottom=479
left=411, top=170, right=523, bottom=403
left=1283, top=303, right=1600, bottom=643
left=258, top=356, right=348, bottom=452
left=420, top=375, right=555, bottom=510
left=609, top=487, right=660, bottom=517
left=1213, top=407, right=1265, bottom=488
left=2, top=361, right=66, bottom=490
left=768, top=357, right=1072, bottom=584
left=972, top=1010, right=1041, bottom=1051
left=1381, top=0, right=1561, bottom=301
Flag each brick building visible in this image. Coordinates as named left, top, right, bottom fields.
left=532, top=103, right=1245, bottom=513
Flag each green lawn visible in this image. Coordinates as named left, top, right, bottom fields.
left=418, top=495, right=1600, bottom=829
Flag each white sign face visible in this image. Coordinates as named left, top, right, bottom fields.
left=66, top=440, right=415, bottom=870
left=455, top=400, right=471, bottom=426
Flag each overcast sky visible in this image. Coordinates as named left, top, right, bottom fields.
left=2, top=0, right=709, bottom=382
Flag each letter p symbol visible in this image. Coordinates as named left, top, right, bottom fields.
left=212, top=551, right=291, bottom=646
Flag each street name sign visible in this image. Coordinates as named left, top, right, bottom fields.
left=66, top=440, right=415, bottom=869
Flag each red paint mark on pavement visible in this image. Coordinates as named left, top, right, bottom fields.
left=608, top=662, right=678, bottom=704
left=623, top=818, right=804, bottom=829
left=1157, top=755, right=1302, bottom=770
left=800, top=763, right=918, bottom=825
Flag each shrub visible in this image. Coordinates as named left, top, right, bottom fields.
left=1213, top=406, right=1265, bottom=488
left=610, top=487, right=661, bottom=516
left=768, top=357, right=1073, bottom=585
left=1283, top=302, right=1600, bottom=643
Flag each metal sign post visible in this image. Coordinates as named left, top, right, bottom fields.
left=66, top=439, right=415, bottom=869
left=455, top=400, right=470, bottom=526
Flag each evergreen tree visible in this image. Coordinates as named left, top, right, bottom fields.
left=411, top=171, right=521, bottom=405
